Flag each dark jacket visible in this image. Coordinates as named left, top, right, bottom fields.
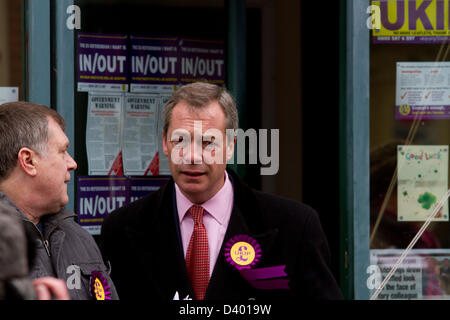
left=0, top=191, right=119, bottom=300
left=0, top=201, right=36, bottom=300
left=101, top=169, right=343, bottom=300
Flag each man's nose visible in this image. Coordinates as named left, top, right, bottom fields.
left=186, top=140, right=203, bottom=164
left=67, top=153, right=77, bottom=170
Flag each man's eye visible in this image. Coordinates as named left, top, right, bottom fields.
left=203, top=141, right=215, bottom=147
left=172, top=137, right=184, bottom=144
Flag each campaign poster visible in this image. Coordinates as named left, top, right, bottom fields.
left=77, top=176, right=129, bottom=235
left=372, top=0, right=450, bottom=44
left=370, top=249, right=450, bottom=300
left=129, top=176, right=170, bottom=203
left=77, top=33, right=128, bottom=92
left=396, top=62, right=450, bottom=120
left=179, top=38, right=225, bottom=86
left=86, top=92, right=124, bottom=176
left=397, top=145, right=448, bottom=222
left=129, top=35, right=179, bottom=93
left=122, top=93, right=160, bottom=176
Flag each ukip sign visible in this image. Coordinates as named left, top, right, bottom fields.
left=370, top=0, right=450, bottom=43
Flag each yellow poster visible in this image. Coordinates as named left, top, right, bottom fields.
left=397, top=145, right=449, bottom=221
left=371, top=0, right=450, bottom=43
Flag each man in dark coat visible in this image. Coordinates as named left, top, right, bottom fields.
left=101, top=82, right=342, bottom=300
left=0, top=102, right=118, bottom=300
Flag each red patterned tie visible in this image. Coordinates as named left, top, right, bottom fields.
left=186, top=205, right=209, bottom=300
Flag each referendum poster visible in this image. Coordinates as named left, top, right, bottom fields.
left=77, top=33, right=128, bottom=92
left=129, top=176, right=171, bottom=203
left=129, top=35, right=179, bottom=93
left=86, top=92, right=124, bottom=176
left=396, top=62, right=450, bottom=120
left=77, top=176, right=129, bottom=235
left=370, top=249, right=450, bottom=300
left=372, top=0, right=450, bottom=44
left=179, top=38, right=225, bottom=86
left=77, top=176, right=170, bottom=234
left=122, top=93, right=160, bottom=176
left=397, top=145, right=448, bottom=222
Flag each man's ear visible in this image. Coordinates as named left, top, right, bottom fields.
left=162, top=132, right=169, bottom=157
left=17, top=147, right=38, bottom=177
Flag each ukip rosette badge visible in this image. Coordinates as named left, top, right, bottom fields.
left=224, top=234, right=262, bottom=270
left=90, top=271, right=112, bottom=300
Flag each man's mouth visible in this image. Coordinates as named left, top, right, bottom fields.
left=181, top=171, right=206, bottom=177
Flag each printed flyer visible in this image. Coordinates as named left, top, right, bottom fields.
left=86, top=92, right=124, bottom=175
left=370, top=249, right=450, bottom=300
left=77, top=33, right=128, bottom=92
left=372, top=0, right=450, bottom=44
left=122, top=93, right=160, bottom=176
left=129, top=35, right=179, bottom=93
left=397, top=145, right=449, bottom=222
left=396, top=62, right=450, bottom=120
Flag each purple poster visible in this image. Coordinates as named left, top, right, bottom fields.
left=77, top=176, right=170, bottom=235
left=129, top=176, right=170, bottom=203
left=77, top=33, right=129, bottom=92
left=77, top=176, right=130, bottom=235
left=179, top=38, right=225, bottom=86
left=130, top=35, right=179, bottom=93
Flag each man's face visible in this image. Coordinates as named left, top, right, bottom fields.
left=163, top=101, right=233, bottom=204
left=35, top=117, right=77, bottom=213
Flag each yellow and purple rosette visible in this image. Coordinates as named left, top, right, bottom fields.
left=224, top=234, right=262, bottom=270
left=90, top=271, right=112, bottom=300
left=224, top=234, right=290, bottom=290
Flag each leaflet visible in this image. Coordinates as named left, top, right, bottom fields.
left=122, top=93, right=159, bottom=175
left=86, top=92, right=124, bottom=175
left=396, top=62, right=450, bottom=119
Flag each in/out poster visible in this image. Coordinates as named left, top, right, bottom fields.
left=397, top=145, right=449, bottom=222
left=77, top=33, right=128, bottom=92
left=129, top=35, right=178, bottom=93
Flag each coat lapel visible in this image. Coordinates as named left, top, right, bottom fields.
left=205, top=170, right=279, bottom=299
left=125, top=181, right=192, bottom=300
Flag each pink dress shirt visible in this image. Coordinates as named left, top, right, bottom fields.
left=175, top=171, right=234, bottom=278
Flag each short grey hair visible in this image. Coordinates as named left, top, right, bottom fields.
left=0, top=102, right=66, bottom=181
left=163, top=82, right=239, bottom=138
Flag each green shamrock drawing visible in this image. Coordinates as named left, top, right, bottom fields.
left=417, top=192, right=436, bottom=210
